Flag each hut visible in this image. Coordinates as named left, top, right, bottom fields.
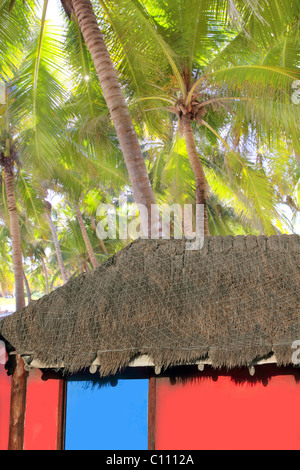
left=0, top=235, right=300, bottom=450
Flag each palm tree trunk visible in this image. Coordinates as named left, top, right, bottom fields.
left=83, top=261, right=91, bottom=272
left=23, top=270, right=31, bottom=305
left=42, top=258, right=49, bottom=295
left=46, top=211, right=69, bottom=284
left=4, top=168, right=26, bottom=311
left=76, top=206, right=98, bottom=269
left=182, top=119, right=210, bottom=236
left=70, top=0, right=157, bottom=235
left=91, top=217, right=108, bottom=255
left=3, top=165, right=27, bottom=451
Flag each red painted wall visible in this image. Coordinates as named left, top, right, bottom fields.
left=0, top=364, right=11, bottom=450
left=155, top=368, right=300, bottom=450
left=24, top=369, right=61, bottom=450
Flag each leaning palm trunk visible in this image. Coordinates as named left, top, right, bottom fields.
left=47, top=213, right=69, bottom=284
left=76, top=206, right=98, bottom=269
left=91, top=217, right=108, bottom=255
left=182, top=119, right=210, bottom=237
left=3, top=164, right=27, bottom=451
left=45, top=204, right=69, bottom=284
left=42, top=258, right=49, bottom=295
left=23, top=271, right=31, bottom=304
left=69, top=0, right=157, bottom=235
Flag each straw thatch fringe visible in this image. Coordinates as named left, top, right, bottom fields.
left=0, top=235, right=300, bottom=376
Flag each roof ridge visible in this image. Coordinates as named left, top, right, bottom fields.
left=203, top=234, right=300, bottom=254
left=122, top=234, right=300, bottom=256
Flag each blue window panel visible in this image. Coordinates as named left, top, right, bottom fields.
left=65, top=377, right=149, bottom=450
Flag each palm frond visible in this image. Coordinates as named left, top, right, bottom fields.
left=10, top=12, right=69, bottom=177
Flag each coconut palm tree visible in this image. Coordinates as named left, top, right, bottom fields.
left=99, top=0, right=299, bottom=235
left=22, top=238, right=51, bottom=295
left=8, top=0, right=73, bottom=284
left=59, top=0, right=158, bottom=235
left=59, top=211, right=99, bottom=272
left=44, top=199, right=69, bottom=283
left=0, top=0, right=69, bottom=449
left=0, top=84, right=28, bottom=451
left=0, top=142, right=25, bottom=311
left=75, top=204, right=98, bottom=268
left=149, top=128, right=298, bottom=236
left=49, top=165, right=122, bottom=269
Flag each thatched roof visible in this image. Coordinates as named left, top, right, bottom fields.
left=1, top=235, right=300, bottom=376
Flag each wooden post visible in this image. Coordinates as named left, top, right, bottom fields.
left=56, top=378, right=67, bottom=450
left=148, top=376, right=156, bottom=450
left=8, top=355, right=28, bottom=450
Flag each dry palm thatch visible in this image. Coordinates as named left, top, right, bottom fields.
left=0, top=235, right=300, bottom=376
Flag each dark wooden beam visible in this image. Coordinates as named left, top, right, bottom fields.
left=148, top=376, right=156, bottom=450
left=56, top=377, right=67, bottom=450
left=8, top=355, right=28, bottom=450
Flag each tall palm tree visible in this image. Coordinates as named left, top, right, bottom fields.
left=44, top=200, right=69, bottom=283
left=0, top=146, right=25, bottom=311
left=23, top=239, right=51, bottom=295
left=0, top=171, right=60, bottom=298
left=0, top=0, right=69, bottom=449
left=75, top=204, right=98, bottom=268
left=57, top=212, right=100, bottom=273
left=148, top=133, right=284, bottom=236
left=60, top=0, right=158, bottom=234
left=0, top=86, right=27, bottom=452
left=102, top=0, right=299, bottom=235
left=9, top=0, right=73, bottom=284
